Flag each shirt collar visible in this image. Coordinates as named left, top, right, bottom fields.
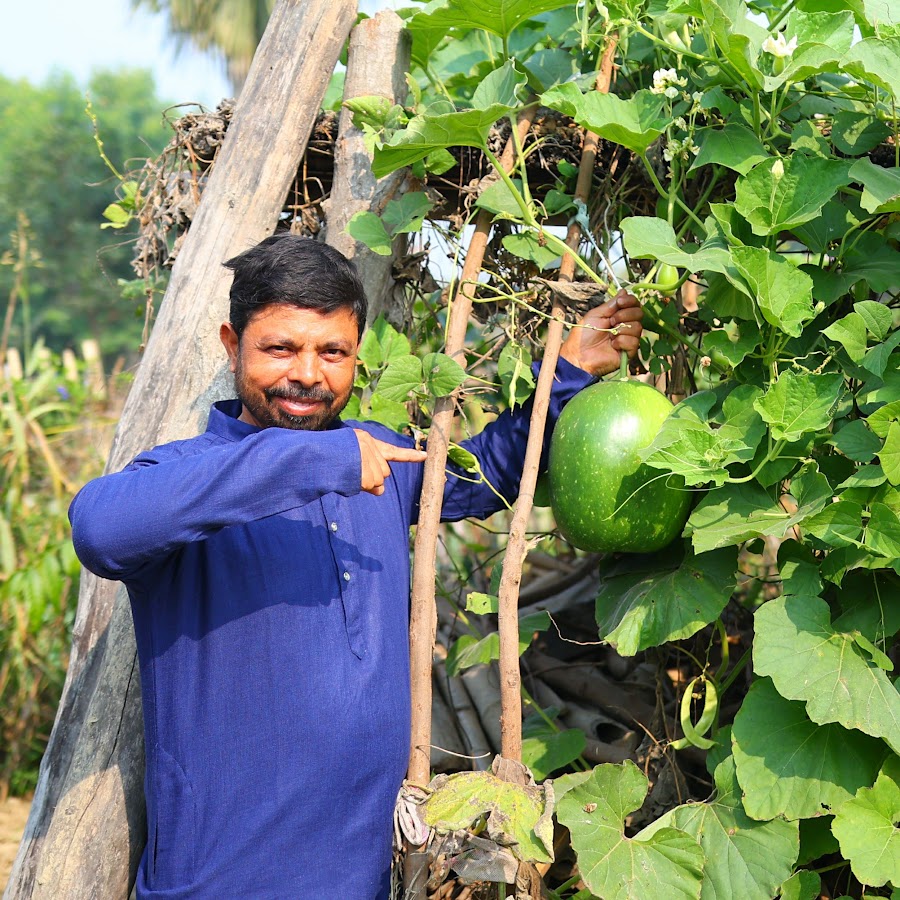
left=206, top=399, right=350, bottom=441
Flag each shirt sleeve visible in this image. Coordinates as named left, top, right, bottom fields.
left=69, top=426, right=363, bottom=582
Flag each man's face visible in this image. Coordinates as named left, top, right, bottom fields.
left=220, top=304, right=359, bottom=431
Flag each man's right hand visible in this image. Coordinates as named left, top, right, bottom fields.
left=353, top=430, right=428, bottom=496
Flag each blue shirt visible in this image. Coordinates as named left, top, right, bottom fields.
left=69, top=358, right=592, bottom=899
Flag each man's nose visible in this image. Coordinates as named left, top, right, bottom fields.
left=288, top=353, right=323, bottom=387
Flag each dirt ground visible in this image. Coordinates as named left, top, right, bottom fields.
left=0, top=795, right=31, bottom=892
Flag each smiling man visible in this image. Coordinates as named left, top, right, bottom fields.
left=69, top=233, right=642, bottom=899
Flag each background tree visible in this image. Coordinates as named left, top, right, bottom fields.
left=0, top=69, right=171, bottom=360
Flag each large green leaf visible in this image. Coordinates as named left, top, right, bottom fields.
left=621, top=217, right=732, bottom=275
left=733, top=155, right=853, bottom=237
left=521, top=728, right=586, bottom=781
left=831, top=757, right=900, bottom=887
left=639, top=388, right=765, bottom=487
left=639, top=756, right=799, bottom=900
left=346, top=211, right=392, bottom=256
left=702, top=0, right=767, bottom=90
left=445, top=611, right=551, bottom=675
left=753, top=594, right=900, bottom=752
left=684, top=470, right=831, bottom=553
left=595, top=546, right=737, bottom=656
left=377, top=355, right=424, bottom=402
left=555, top=762, right=704, bottom=900
left=409, top=0, right=575, bottom=41
left=753, top=371, right=844, bottom=441
left=882, top=421, right=900, bottom=485
left=422, top=351, right=467, bottom=397
left=842, top=36, right=900, bottom=100
left=832, top=111, right=891, bottom=157
left=849, top=158, right=900, bottom=214
left=829, top=419, right=881, bottom=463
left=540, top=85, right=670, bottom=155
left=732, top=678, right=888, bottom=820
left=690, top=125, right=769, bottom=175
left=372, top=62, right=526, bottom=177
left=422, top=768, right=554, bottom=863
left=823, top=312, right=868, bottom=362
left=729, top=246, right=815, bottom=337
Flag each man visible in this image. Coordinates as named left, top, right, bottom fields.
left=70, top=234, right=642, bottom=899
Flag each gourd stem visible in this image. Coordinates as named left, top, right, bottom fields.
left=619, top=349, right=628, bottom=379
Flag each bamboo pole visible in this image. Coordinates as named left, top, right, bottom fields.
left=403, top=107, right=537, bottom=898
left=496, top=36, right=620, bottom=761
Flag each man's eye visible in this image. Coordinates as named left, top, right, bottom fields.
left=323, top=349, right=345, bottom=359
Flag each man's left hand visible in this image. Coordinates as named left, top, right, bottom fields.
left=559, top=289, right=644, bottom=378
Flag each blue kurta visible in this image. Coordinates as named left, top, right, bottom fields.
left=69, top=358, right=593, bottom=899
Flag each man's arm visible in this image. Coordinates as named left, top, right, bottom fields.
left=436, top=290, right=644, bottom=522
left=70, top=426, right=424, bottom=581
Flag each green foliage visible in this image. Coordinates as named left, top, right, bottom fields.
left=0, top=70, right=171, bottom=358
left=343, top=0, right=900, bottom=890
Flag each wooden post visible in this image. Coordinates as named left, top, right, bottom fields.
left=324, top=10, right=412, bottom=328
left=4, top=1, right=358, bottom=896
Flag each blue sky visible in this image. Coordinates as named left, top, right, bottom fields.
left=1, top=0, right=395, bottom=109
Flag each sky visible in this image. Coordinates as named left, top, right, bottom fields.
left=1, top=0, right=395, bottom=109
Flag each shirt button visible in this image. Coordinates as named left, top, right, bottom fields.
left=343, top=571, right=351, bottom=582
left=331, top=522, right=338, bottom=532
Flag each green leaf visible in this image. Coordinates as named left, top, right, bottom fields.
left=862, top=332, right=900, bottom=379
left=422, top=352, right=467, bottom=398
left=778, top=540, right=823, bottom=597
left=448, top=443, right=479, bottom=473
left=842, top=36, right=900, bottom=100
left=367, top=393, right=410, bottom=431
left=702, top=324, right=760, bottom=368
left=475, top=177, right=525, bottom=219
left=829, top=419, right=882, bottom=463
left=466, top=591, right=498, bottom=614
left=497, top=340, right=535, bottom=409
left=410, top=0, right=575, bottom=41
left=855, top=300, right=893, bottom=341
left=555, top=762, right=704, bottom=900
left=864, top=501, right=900, bottom=558
left=803, top=499, right=865, bottom=548
left=730, top=247, right=815, bottom=338
left=832, top=757, right=900, bottom=887
left=733, top=155, right=853, bottom=237
left=376, top=354, right=424, bottom=402
left=823, top=312, right=868, bottom=362
left=372, top=67, right=525, bottom=177
left=702, top=0, right=767, bottom=90
left=832, top=111, right=891, bottom=156
left=833, top=570, right=900, bottom=644
left=620, top=216, right=732, bottom=275
left=422, top=768, right=554, bottom=863
left=639, top=755, right=799, bottom=900
left=357, top=316, right=411, bottom=371
left=753, top=371, right=844, bottom=441
left=779, top=870, right=822, bottom=900
left=753, top=594, right=900, bottom=753
left=732, top=678, right=888, bottom=820
left=684, top=473, right=831, bottom=554
left=540, top=85, right=670, bottom=155
left=502, top=232, right=560, bottom=268
left=100, top=202, right=131, bottom=229
left=383, top=191, right=432, bottom=234
left=521, top=729, right=586, bottom=781
left=849, top=158, right=900, bottom=213
left=690, top=124, right=769, bottom=175
left=346, top=211, right=392, bottom=255
left=445, top=612, right=551, bottom=675
left=881, top=421, right=900, bottom=485
left=869, top=402, right=900, bottom=439
left=595, top=547, right=737, bottom=657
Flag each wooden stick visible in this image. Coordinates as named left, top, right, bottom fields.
left=406, top=106, right=539, bottom=787
left=496, top=36, right=620, bottom=761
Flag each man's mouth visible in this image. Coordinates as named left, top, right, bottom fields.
left=274, top=397, right=324, bottom=416
left=266, top=388, right=334, bottom=419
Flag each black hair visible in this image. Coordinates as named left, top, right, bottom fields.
left=223, top=234, right=368, bottom=339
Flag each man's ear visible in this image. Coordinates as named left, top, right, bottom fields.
left=220, top=322, right=239, bottom=372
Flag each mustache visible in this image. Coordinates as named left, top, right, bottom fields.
left=265, top=386, right=335, bottom=405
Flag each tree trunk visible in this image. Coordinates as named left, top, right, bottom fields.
left=324, top=9, right=413, bottom=328
left=4, top=1, right=357, bottom=896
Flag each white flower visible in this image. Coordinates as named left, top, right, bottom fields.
left=674, top=117, right=688, bottom=130
left=651, top=67, right=688, bottom=95
left=692, top=92, right=703, bottom=103
left=772, top=158, right=785, bottom=180
left=700, top=356, right=712, bottom=368
left=762, top=33, right=798, bottom=58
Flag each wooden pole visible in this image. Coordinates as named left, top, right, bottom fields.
left=4, top=2, right=358, bottom=896
left=496, top=36, right=620, bottom=762
left=324, top=10, right=413, bottom=327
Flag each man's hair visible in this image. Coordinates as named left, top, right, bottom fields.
left=224, top=234, right=368, bottom=339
